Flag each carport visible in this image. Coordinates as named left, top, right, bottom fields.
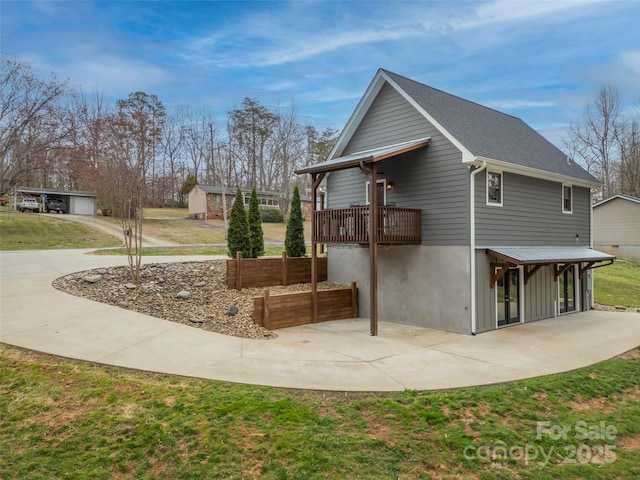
left=11, top=187, right=97, bottom=215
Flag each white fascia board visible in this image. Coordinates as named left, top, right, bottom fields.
left=469, top=156, right=602, bottom=189
left=593, top=194, right=640, bottom=208
left=381, top=71, right=476, bottom=163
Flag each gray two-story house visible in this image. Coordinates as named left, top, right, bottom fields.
left=297, top=69, right=614, bottom=335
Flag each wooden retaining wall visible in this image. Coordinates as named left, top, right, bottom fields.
left=227, top=252, right=327, bottom=290
left=253, top=282, right=358, bottom=330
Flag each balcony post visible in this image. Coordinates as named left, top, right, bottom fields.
left=310, top=172, right=325, bottom=324
left=368, top=163, right=379, bottom=336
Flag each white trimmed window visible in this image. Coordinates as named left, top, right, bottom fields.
left=562, top=184, right=572, bottom=213
left=486, top=171, right=503, bottom=206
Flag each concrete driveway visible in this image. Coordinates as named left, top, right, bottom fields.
left=1, top=249, right=639, bottom=391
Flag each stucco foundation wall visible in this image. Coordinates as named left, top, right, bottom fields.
left=328, top=245, right=471, bottom=334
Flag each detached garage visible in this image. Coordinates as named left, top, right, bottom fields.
left=11, top=187, right=98, bottom=216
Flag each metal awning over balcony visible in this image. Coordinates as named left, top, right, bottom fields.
left=297, top=137, right=431, bottom=174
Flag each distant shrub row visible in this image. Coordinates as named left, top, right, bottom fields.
left=260, top=209, right=284, bottom=223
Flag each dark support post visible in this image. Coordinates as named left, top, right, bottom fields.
left=281, top=251, right=288, bottom=286
left=369, top=163, right=378, bottom=336
left=263, top=289, right=270, bottom=329
left=351, top=281, right=358, bottom=318
left=310, top=172, right=324, bottom=324
left=235, top=251, right=242, bottom=291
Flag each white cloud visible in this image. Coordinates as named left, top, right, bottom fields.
left=619, top=50, right=640, bottom=78
left=25, top=52, right=173, bottom=96
left=452, top=0, right=607, bottom=30
left=485, top=100, right=556, bottom=110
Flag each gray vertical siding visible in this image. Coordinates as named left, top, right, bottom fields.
left=524, top=265, right=555, bottom=321
left=475, top=251, right=495, bottom=332
left=327, top=83, right=470, bottom=246
left=475, top=171, right=591, bottom=246
left=477, top=254, right=558, bottom=330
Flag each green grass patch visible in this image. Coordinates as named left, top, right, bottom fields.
left=0, top=208, right=120, bottom=250
left=1, top=344, right=639, bottom=479
left=594, top=259, right=640, bottom=308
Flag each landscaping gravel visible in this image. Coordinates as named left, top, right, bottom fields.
left=53, top=260, right=343, bottom=340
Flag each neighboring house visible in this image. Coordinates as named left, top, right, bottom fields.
left=11, top=187, right=97, bottom=215
left=297, top=69, right=614, bottom=335
left=188, top=185, right=312, bottom=220
left=188, top=185, right=236, bottom=220
left=593, top=194, right=640, bottom=262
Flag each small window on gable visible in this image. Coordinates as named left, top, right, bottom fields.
left=487, top=171, right=502, bottom=206
left=563, top=184, right=572, bottom=213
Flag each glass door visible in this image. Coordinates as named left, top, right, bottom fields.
left=559, top=266, right=576, bottom=314
left=497, top=268, right=520, bottom=326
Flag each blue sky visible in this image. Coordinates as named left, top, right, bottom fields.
left=2, top=0, right=639, bottom=146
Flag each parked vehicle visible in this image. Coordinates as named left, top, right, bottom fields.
left=45, top=199, right=68, bottom=214
left=18, top=198, right=40, bottom=213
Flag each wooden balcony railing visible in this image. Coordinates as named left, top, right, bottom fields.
left=313, top=206, right=421, bottom=245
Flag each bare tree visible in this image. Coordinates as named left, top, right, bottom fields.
left=566, top=85, right=621, bottom=197
left=97, top=92, right=165, bottom=283
left=227, top=98, right=276, bottom=189
left=175, top=106, right=210, bottom=182
left=0, top=58, right=78, bottom=194
left=270, top=102, right=305, bottom=215
left=70, top=89, right=112, bottom=194
left=159, top=117, right=185, bottom=206
left=615, top=104, right=640, bottom=197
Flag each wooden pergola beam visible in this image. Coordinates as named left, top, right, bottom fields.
left=524, top=264, right=543, bottom=284
left=490, top=262, right=515, bottom=289
left=554, top=263, right=575, bottom=280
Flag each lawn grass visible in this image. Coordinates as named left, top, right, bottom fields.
left=1, top=343, right=639, bottom=479
left=101, top=211, right=311, bottom=245
left=0, top=207, right=120, bottom=250
left=594, top=259, right=640, bottom=308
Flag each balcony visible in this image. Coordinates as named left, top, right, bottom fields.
left=313, top=206, right=421, bottom=245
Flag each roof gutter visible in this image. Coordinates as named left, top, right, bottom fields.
left=466, top=156, right=601, bottom=189
left=469, top=159, right=487, bottom=335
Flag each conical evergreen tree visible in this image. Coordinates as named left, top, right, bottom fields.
left=227, top=188, right=251, bottom=258
left=285, top=186, right=306, bottom=257
left=248, top=187, right=264, bottom=258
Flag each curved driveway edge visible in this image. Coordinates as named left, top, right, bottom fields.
left=1, top=249, right=639, bottom=391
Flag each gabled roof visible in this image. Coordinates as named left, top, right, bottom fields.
left=196, top=185, right=235, bottom=196
left=593, top=193, right=640, bottom=208
left=329, top=69, right=600, bottom=187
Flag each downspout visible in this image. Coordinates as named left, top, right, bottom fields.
left=588, top=189, right=594, bottom=309
left=469, top=160, right=487, bottom=335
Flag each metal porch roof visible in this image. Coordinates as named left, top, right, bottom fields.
left=296, top=137, right=430, bottom=175
left=486, top=246, right=615, bottom=265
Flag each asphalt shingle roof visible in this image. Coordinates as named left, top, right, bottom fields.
left=383, top=70, right=599, bottom=184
